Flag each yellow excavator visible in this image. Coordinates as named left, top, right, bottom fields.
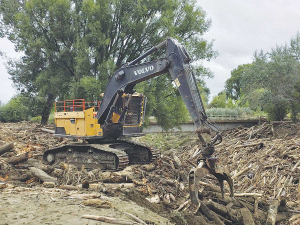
left=43, top=38, right=233, bottom=207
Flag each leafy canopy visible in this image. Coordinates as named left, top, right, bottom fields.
left=0, top=0, right=216, bottom=128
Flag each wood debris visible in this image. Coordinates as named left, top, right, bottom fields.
left=1, top=121, right=300, bottom=224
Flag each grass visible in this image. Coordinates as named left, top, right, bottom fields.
left=136, top=132, right=197, bottom=152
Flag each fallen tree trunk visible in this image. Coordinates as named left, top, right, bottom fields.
left=240, top=208, right=255, bottom=225
left=29, top=167, right=57, bottom=183
left=59, top=185, right=79, bottom=190
left=40, top=128, right=55, bottom=134
left=200, top=202, right=225, bottom=225
left=0, top=143, right=14, bottom=156
left=6, top=152, right=28, bottom=165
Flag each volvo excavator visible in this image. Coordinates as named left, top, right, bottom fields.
left=43, top=37, right=234, bottom=207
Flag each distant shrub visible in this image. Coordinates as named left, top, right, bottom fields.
left=30, top=116, right=42, bottom=123
left=0, top=97, right=29, bottom=122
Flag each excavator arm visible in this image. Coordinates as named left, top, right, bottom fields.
left=97, top=38, right=219, bottom=146
left=96, top=38, right=234, bottom=209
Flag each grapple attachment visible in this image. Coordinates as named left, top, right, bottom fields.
left=188, top=157, right=234, bottom=209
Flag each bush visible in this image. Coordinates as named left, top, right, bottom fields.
left=265, top=103, right=288, bottom=121
left=0, top=97, right=29, bottom=122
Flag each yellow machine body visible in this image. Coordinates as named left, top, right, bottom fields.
left=55, top=108, right=103, bottom=137
left=54, top=93, right=146, bottom=138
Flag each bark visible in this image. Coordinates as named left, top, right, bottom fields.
left=265, top=199, right=279, bottom=225
left=29, top=167, right=57, bottom=183
left=40, top=128, right=55, bottom=134
left=240, top=208, right=255, bottom=225
left=0, top=143, right=14, bottom=156
left=200, top=202, right=225, bottom=225
left=83, top=199, right=112, bottom=208
left=41, top=93, right=55, bottom=125
left=6, top=152, right=28, bottom=165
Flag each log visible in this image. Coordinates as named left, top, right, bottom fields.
left=240, top=208, right=255, bottom=225
left=142, top=163, right=156, bottom=172
left=253, top=197, right=258, bottom=216
left=206, top=199, right=228, bottom=216
left=265, top=199, right=279, bottom=225
left=0, top=143, right=14, bottom=156
left=40, top=128, right=55, bottom=134
left=43, top=182, right=55, bottom=188
left=124, top=212, right=147, bottom=225
left=6, top=152, right=28, bottom=165
left=226, top=193, right=263, bottom=197
left=176, top=200, right=191, bottom=211
left=199, top=181, right=222, bottom=193
left=200, top=202, right=225, bottom=225
left=235, top=142, right=264, bottom=149
left=10, top=172, right=32, bottom=182
left=59, top=185, right=79, bottom=190
left=103, top=183, right=135, bottom=189
left=70, top=193, right=101, bottom=199
left=83, top=199, right=112, bottom=208
left=232, top=165, right=251, bottom=180
left=172, top=153, right=182, bottom=168
left=81, top=215, right=138, bottom=224
left=29, top=167, right=57, bottom=183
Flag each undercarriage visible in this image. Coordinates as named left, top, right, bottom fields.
left=43, top=140, right=159, bottom=171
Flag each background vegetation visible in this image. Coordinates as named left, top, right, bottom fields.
left=0, top=0, right=216, bottom=129
left=0, top=0, right=299, bottom=127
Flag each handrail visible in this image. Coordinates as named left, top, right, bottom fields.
left=55, top=99, right=100, bottom=112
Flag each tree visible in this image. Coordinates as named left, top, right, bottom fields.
left=240, top=34, right=300, bottom=121
left=209, top=91, right=226, bottom=108
left=0, top=0, right=216, bottom=128
left=225, top=64, right=252, bottom=100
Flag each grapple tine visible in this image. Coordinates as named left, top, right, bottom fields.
left=188, top=157, right=234, bottom=211
left=188, top=161, right=210, bottom=212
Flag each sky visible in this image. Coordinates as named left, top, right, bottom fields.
left=197, top=0, right=300, bottom=99
left=0, top=0, right=300, bottom=103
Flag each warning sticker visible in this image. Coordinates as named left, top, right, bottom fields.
left=174, top=78, right=180, bottom=87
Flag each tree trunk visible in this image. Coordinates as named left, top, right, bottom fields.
left=41, top=93, right=55, bottom=125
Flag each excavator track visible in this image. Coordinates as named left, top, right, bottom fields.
left=43, top=140, right=159, bottom=171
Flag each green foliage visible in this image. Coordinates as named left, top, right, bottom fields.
left=0, top=96, right=29, bottom=122
left=264, top=101, right=288, bottom=121
left=0, top=0, right=216, bottom=128
left=136, top=132, right=194, bottom=151
left=68, top=76, right=102, bottom=101
left=136, top=75, right=189, bottom=131
left=228, top=33, right=300, bottom=121
left=209, top=91, right=226, bottom=108
left=225, top=64, right=252, bottom=100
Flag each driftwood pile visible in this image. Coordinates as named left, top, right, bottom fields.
left=0, top=121, right=299, bottom=224
left=0, top=122, right=72, bottom=184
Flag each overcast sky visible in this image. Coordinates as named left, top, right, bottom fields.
left=197, top=0, right=300, bottom=99
left=0, top=0, right=300, bottom=103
